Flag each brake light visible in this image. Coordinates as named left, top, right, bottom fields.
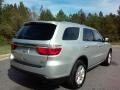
left=36, top=47, right=61, bottom=55
left=11, top=44, right=17, bottom=50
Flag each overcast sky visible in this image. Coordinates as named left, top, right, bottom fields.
left=4, top=0, right=120, bottom=15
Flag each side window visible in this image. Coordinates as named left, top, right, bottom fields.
left=93, top=30, right=103, bottom=42
left=63, top=27, right=79, bottom=40
left=83, top=28, right=94, bottom=41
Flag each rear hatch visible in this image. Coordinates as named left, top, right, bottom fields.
left=12, top=22, right=56, bottom=67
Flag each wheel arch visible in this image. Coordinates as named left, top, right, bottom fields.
left=109, top=48, right=112, bottom=53
left=72, top=55, right=88, bottom=71
left=77, top=55, right=88, bottom=69
left=67, top=55, right=88, bottom=88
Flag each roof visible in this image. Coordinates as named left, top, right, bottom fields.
left=24, top=21, right=96, bottom=30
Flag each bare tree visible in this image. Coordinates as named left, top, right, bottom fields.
left=29, top=6, right=38, bottom=21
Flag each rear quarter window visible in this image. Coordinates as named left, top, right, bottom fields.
left=62, top=27, right=79, bottom=40
left=15, top=22, right=56, bottom=40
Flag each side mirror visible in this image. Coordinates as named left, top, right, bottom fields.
left=105, top=38, right=109, bottom=42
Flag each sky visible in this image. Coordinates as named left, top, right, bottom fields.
left=4, top=0, right=120, bottom=15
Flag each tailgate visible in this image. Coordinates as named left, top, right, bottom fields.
left=12, top=39, right=50, bottom=67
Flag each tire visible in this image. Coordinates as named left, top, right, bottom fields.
left=102, top=51, right=112, bottom=66
left=67, top=60, right=86, bottom=89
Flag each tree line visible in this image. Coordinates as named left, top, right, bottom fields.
left=0, top=1, right=120, bottom=42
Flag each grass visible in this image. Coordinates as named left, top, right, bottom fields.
left=0, top=38, right=10, bottom=55
left=111, top=42, right=120, bottom=45
left=0, top=44, right=10, bottom=55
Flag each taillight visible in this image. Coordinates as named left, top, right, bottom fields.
left=11, top=44, right=17, bottom=50
left=36, top=47, right=61, bottom=55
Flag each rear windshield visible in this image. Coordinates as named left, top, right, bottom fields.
left=15, top=23, right=56, bottom=40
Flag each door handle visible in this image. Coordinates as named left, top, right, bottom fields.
left=85, top=46, right=89, bottom=48
left=98, top=45, right=102, bottom=47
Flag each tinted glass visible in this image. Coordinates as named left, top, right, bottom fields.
left=63, top=27, right=79, bottom=40
left=83, top=28, right=94, bottom=41
left=15, top=23, right=56, bottom=40
left=93, top=30, right=103, bottom=42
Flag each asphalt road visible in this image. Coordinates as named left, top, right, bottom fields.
left=0, top=47, right=120, bottom=90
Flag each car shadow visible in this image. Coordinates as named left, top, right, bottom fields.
left=8, top=61, right=118, bottom=90
left=8, top=67, right=60, bottom=90
left=87, top=60, right=119, bottom=72
left=111, top=61, right=119, bottom=66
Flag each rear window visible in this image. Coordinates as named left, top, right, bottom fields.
left=15, top=23, right=56, bottom=40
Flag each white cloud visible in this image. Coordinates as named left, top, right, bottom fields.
left=98, top=0, right=120, bottom=14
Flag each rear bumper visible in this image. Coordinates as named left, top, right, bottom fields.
left=10, top=59, right=70, bottom=79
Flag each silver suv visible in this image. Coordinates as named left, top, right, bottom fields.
left=10, top=21, right=112, bottom=89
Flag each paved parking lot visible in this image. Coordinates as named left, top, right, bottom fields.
left=0, top=47, right=120, bottom=90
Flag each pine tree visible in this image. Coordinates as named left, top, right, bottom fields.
left=117, top=6, right=120, bottom=16
left=99, top=11, right=103, bottom=17
left=78, top=9, right=86, bottom=24
left=0, top=0, right=3, bottom=23
left=117, top=6, right=120, bottom=40
left=56, top=9, right=68, bottom=21
left=0, top=2, right=30, bottom=40
left=39, top=9, right=55, bottom=21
